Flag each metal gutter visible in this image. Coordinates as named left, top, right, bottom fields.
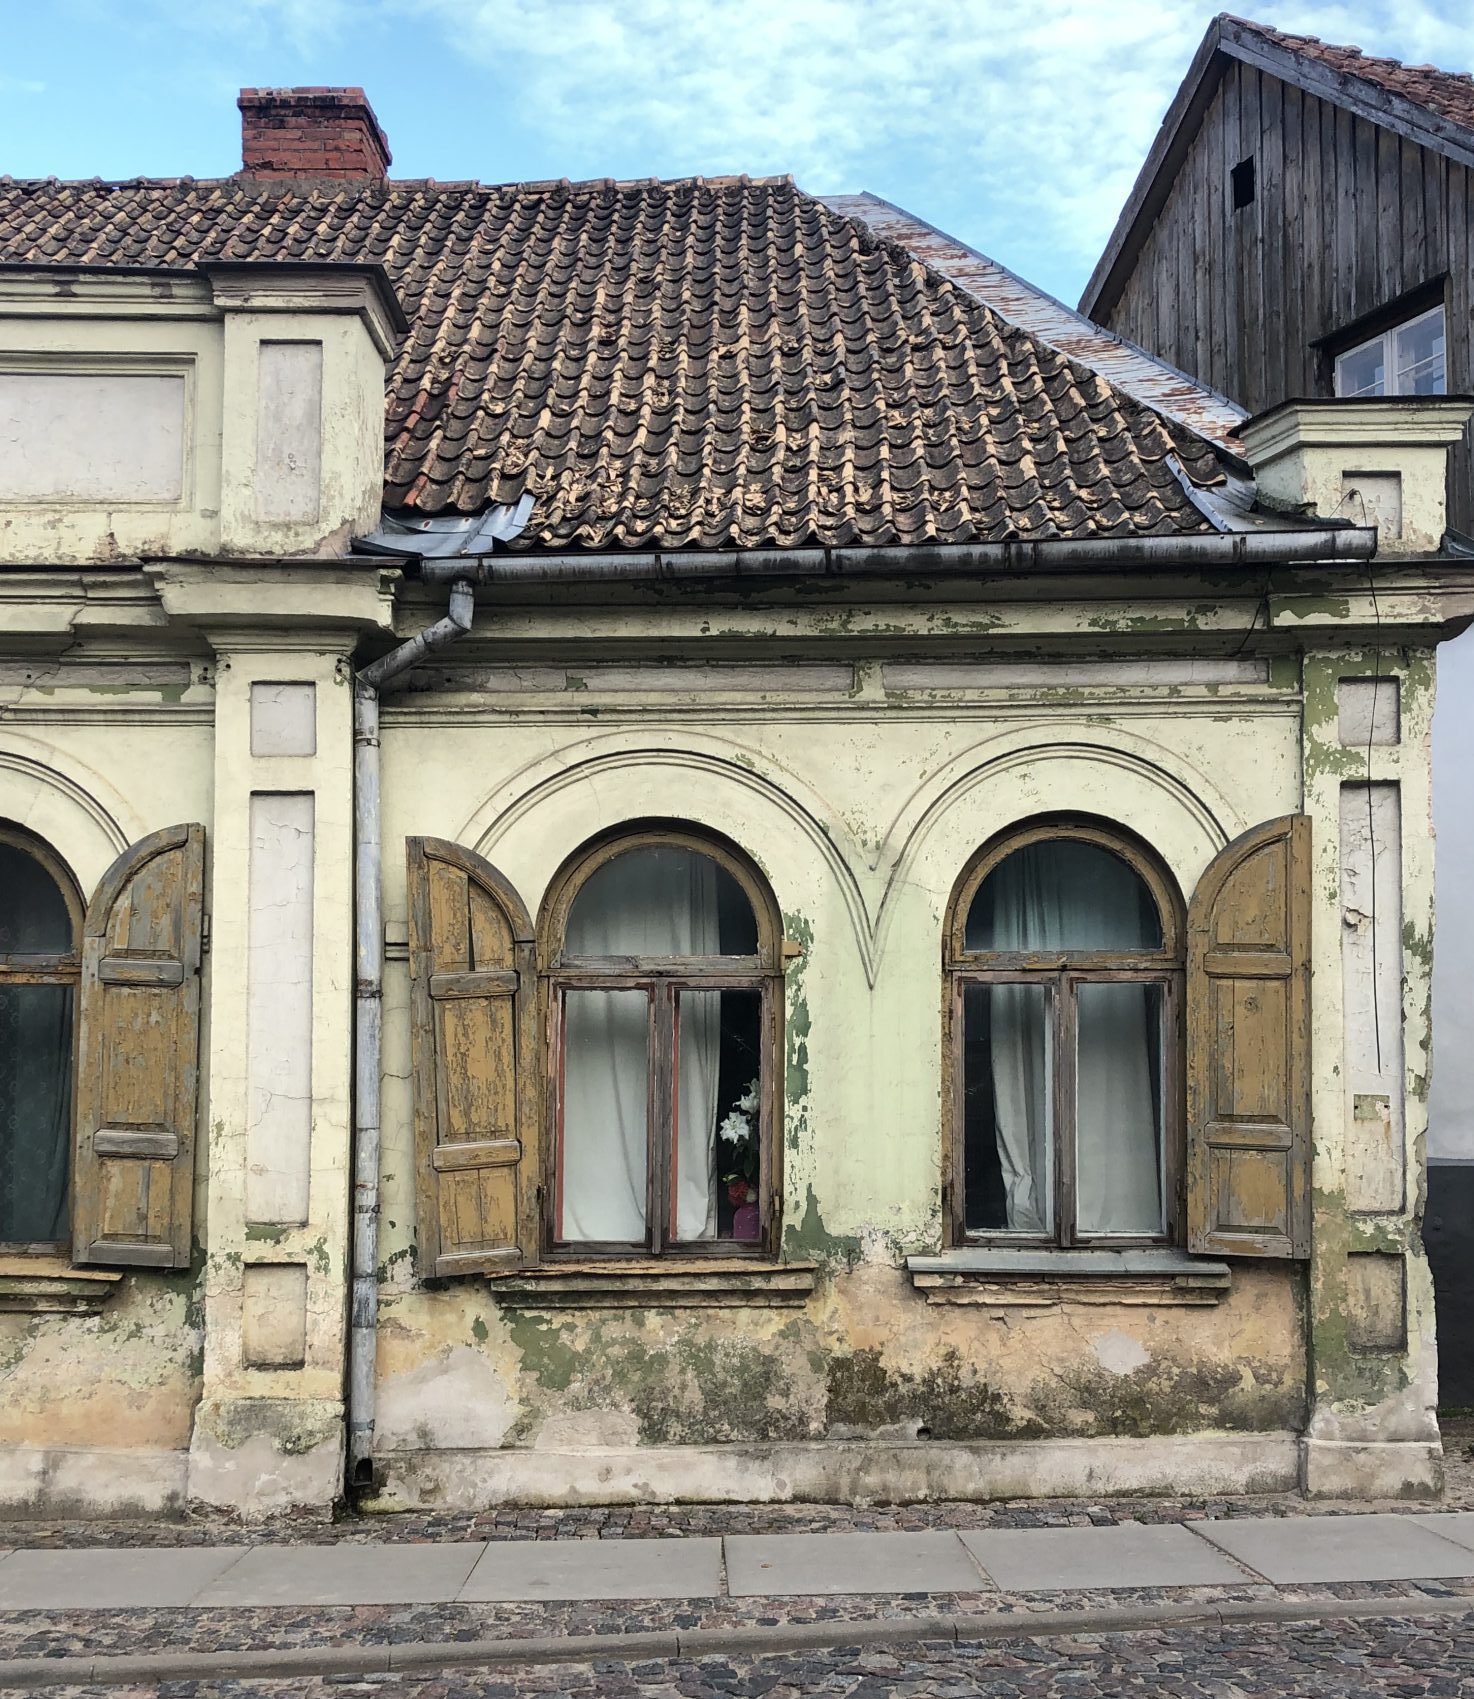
left=390, top=527, right=1377, bottom=585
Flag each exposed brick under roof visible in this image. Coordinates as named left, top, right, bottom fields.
left=0, top=174, right=1233, bottom=552
left=1227, top=16, right=1474, bottom=136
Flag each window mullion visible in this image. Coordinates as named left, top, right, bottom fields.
left=650, top=984, right=675, bottom=1256
left=1056, top=973, right=1078, bottom=1249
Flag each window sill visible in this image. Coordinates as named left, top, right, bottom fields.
left=0, top=1256, right=123, bottom=1315
left=483, top=1258, right=817, bottom=1309
left=906, top=1248, right=1232, bottom=1307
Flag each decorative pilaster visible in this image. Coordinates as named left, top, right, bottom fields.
left=187, top=639, right=356, bottom=1516
left=1300, top=645, right=1441, bottom=1497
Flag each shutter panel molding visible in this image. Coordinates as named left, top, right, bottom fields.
left=73, top=823, right=205, bottom=1270
left=1186, top=813, right=1312, bottom=1260
left=407, top=837, right=540, bottom=1278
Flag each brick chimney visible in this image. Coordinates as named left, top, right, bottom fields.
left=238, top=87, right=391, bottom=180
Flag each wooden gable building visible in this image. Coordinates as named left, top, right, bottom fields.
left=1081, top=13, right=1474, bottom=535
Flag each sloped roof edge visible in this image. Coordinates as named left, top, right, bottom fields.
left=1080, top=13, right=1474, bottom=325
left=826, top=192, right=1248, bottom=452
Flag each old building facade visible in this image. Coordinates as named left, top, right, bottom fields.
left=0, top=88, right=1469, bottom=1517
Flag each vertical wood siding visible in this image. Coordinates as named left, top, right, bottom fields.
left=1105, top=61, right=1474, bottom=533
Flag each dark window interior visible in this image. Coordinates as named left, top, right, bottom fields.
left=1231, top=156, right=1256, bottom=211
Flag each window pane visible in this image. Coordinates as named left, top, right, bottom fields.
left=1394, top=309, right=1446, bottom=395
left=962, top=981, right=1052, bottom=1234
left=559, top=988, right=649, bottom=1243
left=566, top=846, right=757, bottom=956
left=1335, top=337, right=1386, bottom=398
left=0, top=845, right=73, bottom=954
left=966, top=840, right=1163, bottom=953
left=1075, top=981, right=1165, bottom=1238
left=676, top=987, right=763, bottom=1242
left=0, top=983, right=73, bottom=1242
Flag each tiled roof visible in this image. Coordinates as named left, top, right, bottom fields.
left=0, top=174, right=1232, bottom=551
left=1227, top=17, right=1474, bottom=135
left=825, top=193, right=1247, bottom=450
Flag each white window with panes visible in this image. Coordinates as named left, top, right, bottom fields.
left=1334, top=305, right=1446, bottom=398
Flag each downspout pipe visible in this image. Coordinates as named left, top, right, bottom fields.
left=350, top=578, right=474, bottom=1488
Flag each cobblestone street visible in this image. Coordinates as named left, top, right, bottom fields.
left=8, top=1462, right=1474, bottom=1697
left=5, top=1609, right=1474, bottom=1698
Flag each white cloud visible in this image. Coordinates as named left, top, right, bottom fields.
left=132, top=0, right=1472, bottom=296
left=395, top=0, right=1464, bottom=293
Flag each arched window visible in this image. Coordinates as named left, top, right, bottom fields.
left=0, top=825, right=83, bottom=1250
left=945, top=820, right=1185, bottom=1248
left=541, top=827, right=781, bottom=1256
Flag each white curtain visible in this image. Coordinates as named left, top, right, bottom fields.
left=987, top=984, right=1051, bottom=1233
left=560, top=851, right=720, bottom=1242
left=979, top=845, right=1161, bottom=1235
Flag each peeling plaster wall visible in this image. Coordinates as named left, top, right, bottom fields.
left=0, top=577, right=1451, bottom=1511
left=370, top=658, right=1310, bottom=1497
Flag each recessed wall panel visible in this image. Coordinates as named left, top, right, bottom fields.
left=0, top=371, right=185, bottom=502
left=245, top=792, right=315, bottom=1225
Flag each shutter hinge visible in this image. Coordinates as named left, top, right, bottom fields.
left=201, top=913, right=211, bottom=955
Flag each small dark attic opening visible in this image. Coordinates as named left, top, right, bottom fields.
left=1232, top=156, right=1256, bottom=211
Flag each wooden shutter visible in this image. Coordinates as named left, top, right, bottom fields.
left=73, top=824, right=205, bottom=1269
left=407, top=837, right=539, bottom=1277
left=1186, top=814, right=1311, bottom=1259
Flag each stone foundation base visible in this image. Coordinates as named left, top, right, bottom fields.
left=187, top=1396, right=345, bottom=1519
left=1300, top=1437, right=1443, bottom=1499
left=0, top=1447, right=187, bottom=1519
left=370, top=1432, right=1302, bottom=1512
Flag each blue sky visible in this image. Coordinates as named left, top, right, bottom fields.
left=1, top=0, right=1467, bottom=305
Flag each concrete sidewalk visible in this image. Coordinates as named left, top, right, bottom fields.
left=7, top=1510, right=1474, bottom=1608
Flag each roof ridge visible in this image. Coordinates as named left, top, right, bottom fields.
left=1224, top=14, right=1474, bottom=83
left=0, top=170, right=799, bottom=196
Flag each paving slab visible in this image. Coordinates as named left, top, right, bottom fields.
left=0, top=1546, right=247, bottom=1609
left=959, top=1521, right=1251, bottom=1590
left=725, top=1531, right=986, bottom=1596
left=1192, top=1513, right=1474, bottom=1583
left=1412, top=1513, right=1474, bottom=1553
left=192, top=1542, right=486, bottom=1607
left=459, top=1535, right=722, bottom=1601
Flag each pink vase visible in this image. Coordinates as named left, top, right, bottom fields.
left=731, top=1202, right=760, bottom=1242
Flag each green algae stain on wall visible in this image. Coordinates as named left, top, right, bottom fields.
left=783, top=1184, right=861, bottom=1268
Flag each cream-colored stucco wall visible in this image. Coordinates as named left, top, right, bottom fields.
left=1, top=560, right=1464, bottom=1515
left=357, top=640, right=1309, bottom=1505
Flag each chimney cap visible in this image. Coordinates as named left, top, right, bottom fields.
left=238, top=86, right=392, bottom=180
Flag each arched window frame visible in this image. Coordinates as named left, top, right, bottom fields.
left=0, top=822, right=84, bottom=1254
left=943, top=817, right=1187, bottom=1251
left=538, top=823, right=784, bottom=1260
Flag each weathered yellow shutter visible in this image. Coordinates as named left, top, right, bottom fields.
left=407, top=837, right=539, bottom=1277
left=73, top=824, right=205, bottom=1269
left=1186, top=814, right=1311, bottom=1259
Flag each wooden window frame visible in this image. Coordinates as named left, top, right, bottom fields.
left=0, top=822, right=84, bottom=1257
left=943, top=819, right=1186, bottom=1252
left=538, top=824, right=783, bottom=1261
